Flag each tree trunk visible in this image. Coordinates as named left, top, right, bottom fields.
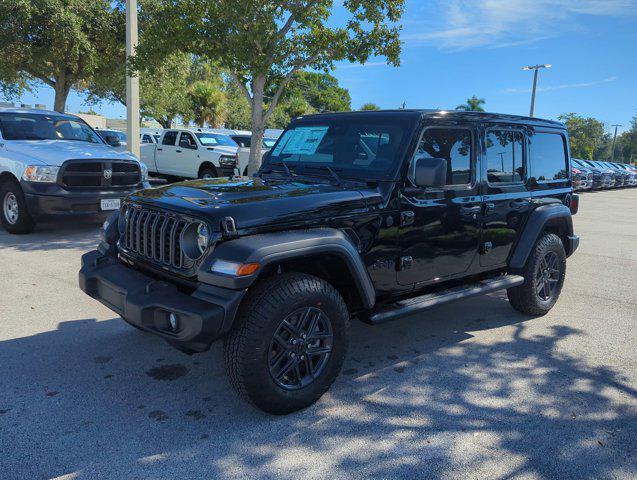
left=158, top=117, right=172, bottom=129
left=53, top=79, right=71, bottom=113
left=247, top=76, right=267, bottom=176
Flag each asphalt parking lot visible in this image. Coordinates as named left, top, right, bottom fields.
left=1, top=189, right=636, bottom=480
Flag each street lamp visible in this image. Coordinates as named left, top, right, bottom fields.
left=522, top=64, right=551, bottom=117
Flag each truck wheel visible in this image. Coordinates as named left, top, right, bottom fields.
left=224, top=273, right=349, bottom=414
left=198, top=166, right=217, bottom=179
left=507, top=233, right=566, bottom=316
left=1, top=180, right=36, bottom=234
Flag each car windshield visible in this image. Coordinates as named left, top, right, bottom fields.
left=263, top=138, right=277, bottom=148
left=264, top=119, right=412, bottom=180
left=195, top=133, right=237, bottom=147
left=0, top=112, right=103, bottom=143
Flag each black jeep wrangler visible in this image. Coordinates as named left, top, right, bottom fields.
left=79, top=110, right=579, bottom=414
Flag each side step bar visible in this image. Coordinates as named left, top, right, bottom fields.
left=360, top=274, right=525, bottom=325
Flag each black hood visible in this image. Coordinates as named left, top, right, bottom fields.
left=128, top=177, right=380, bottom=231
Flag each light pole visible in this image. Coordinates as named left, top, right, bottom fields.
left=126, top=0, right=140, bottom=158
left=610, top=124, right=622, bottom=161
left=522, top=64, right=551, bottom=117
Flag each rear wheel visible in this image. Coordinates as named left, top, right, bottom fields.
left=507, top=233, right=566, bottom=315
left=1, top=180, right=35, bottom=234
left=224, top=273, right=349, bottom=414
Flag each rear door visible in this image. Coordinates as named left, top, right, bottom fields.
left=479, top=125, right=531, bottom=268
left=155, top=131, right=179, bottom=175
left=397, top=125, right=482, bottom=286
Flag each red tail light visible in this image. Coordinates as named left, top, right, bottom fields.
left=568, top=193, right=579, bottom=214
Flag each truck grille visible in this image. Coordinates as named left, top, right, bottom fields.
left=60, top=160, right=141, bottom=189
left=119, top=205, right=195, bottom=272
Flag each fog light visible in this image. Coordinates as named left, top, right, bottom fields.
left=169, top=313, right=178, bottom=331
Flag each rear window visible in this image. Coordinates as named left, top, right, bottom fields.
left=529, top=132, right=568, bottom=182
left=162, top=131, right=178, bottom=145
left=485, top=130, right=525, bottom=183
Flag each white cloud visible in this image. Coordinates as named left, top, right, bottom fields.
left=403, top=0, right=637, bottom=50
left=502, top=76, right=618, bottom=93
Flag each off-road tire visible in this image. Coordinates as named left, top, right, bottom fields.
left=507, top=233, right=566, bottom=316
left=224, top=273, right=349, bottom=415
left=198, top=166, right=218, bottom=179
left=1, top=179, right=36, bottom=234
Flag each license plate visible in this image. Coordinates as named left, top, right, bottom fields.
left=100, top=198, right=121, bottom=211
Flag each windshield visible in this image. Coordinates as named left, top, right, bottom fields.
left=195, top=133, right=238, bottom=147
left=263, top=138, right=277, bottom=148
left=264, top=119, right=411, bottom=180
left=0, top=113, right=103, bottom=143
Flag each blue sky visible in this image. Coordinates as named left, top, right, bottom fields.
left=7, top=0, right=637, bottom=134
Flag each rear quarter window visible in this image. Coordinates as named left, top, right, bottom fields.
left=529, top=131, right=568, bottom=182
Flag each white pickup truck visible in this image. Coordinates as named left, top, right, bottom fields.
left=227, top=131, right=279, bottom=175
left=0, top=108, right=148, bottom=234
left=140, top=128, right=239, bottom=179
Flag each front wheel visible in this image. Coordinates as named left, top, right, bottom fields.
left=1, top=180, right=36, bottom=234
left=224, top=273, right=349, bottom=414
left=198, top=166, right=218, bottom=179
left=507, top=233, right=566, bottom=316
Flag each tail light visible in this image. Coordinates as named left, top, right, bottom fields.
left=566, top=193, right=579, bottom=214
left=572, top=167, right=581, bottom=174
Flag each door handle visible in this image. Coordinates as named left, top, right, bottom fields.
left=510, top=200, right=530, bottom=211
left=157, top=148, right=163, bottom=151
left=460, top=205, right=481, bottom=215
left=176, top=149, right=182, bottom=153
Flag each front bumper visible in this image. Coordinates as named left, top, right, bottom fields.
left=22, top=181, right=150, bottom=217
left=79, top=250, right=245, bottom=353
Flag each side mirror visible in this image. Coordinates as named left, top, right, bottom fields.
left=413, top=155, right=447, bottom=188
left=104, top=135, right=121, bottom=147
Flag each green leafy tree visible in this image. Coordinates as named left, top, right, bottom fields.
left=0, top=0, right=122, bottom=112
left=225, top=81, right=252, bottom=130
left=360, top=103, right=381, bottom=111
left=615, top=115, right=637, bottom=163
left=456, top=96, right=485, bottom=112
left=186, top=79, right=228, bottom=128
left=271, top=71, right=351, bottom=113
left=559, top=113, right=607, bottom=160
left=134, top=0, right=405, bottom=173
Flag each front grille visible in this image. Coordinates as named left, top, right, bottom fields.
left=119, top=205, right=195, bottom=273
left=60, top=160, right=141, bottom=189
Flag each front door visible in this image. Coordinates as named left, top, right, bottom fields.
left=155, top=130, right=179, bottom=175
left=398, top=126, right=482, bottom=286
left=479, top=126, right=532, bottom=268
left=177, top=132, right=199, bottom=178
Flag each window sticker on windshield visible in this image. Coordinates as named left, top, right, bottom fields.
left=272, top=127, right=328, bottom=156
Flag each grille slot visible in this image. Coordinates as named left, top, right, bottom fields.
left=121, top=205, right=192, bottom=272
left=60, top=160, right=141, bottom=189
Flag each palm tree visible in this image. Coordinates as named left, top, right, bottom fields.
left=456, top=96, right=486, bottom=112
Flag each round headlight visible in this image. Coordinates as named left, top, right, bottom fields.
left=196, top=223, right=210, bottom=254
left=181, top=221, right=212, bottom=260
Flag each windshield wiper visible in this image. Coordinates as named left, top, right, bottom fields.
left=299, top=165, right=344, bottom=186
left=262, top=161, right=295, bottom=178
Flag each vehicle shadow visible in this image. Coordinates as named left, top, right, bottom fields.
left=0, top=215, right=103, bottom=252
left=1, top=293, right=635, bottom=479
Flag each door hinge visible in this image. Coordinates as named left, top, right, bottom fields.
left=398, top=256, right=413, bottom=270
left=479, top=242, right=493, bottom=254
left=400, top=211, right=415, bottom=227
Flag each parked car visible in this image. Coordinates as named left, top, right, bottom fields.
left=590, top=160, right=625, bottom=188
left=615, top=162, right=637, bottom=186
left=0, top=108, right=148, bottom=234
left=573, top=159, right=613, bottom=189
left=229, top=131, right=278, bottom=175
left=80, top=110, right=579, bottom=414
left=140, top=129, right=238, bottom=179
left=96, top=128, right=128, bottom=152
left=602, top=161, right=635, bottom=187
left=572, top=166, right=592, bottom=191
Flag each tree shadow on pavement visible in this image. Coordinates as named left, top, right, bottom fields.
left=1, top=294, right=635, bottom=479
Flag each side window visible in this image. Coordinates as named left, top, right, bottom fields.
left=233, top=136, right=250, bottom=148
left=485, top=130, right=525, bottom=183
left=162, top=131, right=178, bottom=145
left=414, top=128, right=473, bottom=186
left=141, top=134, right=152, bottom=144
left=179, top=132, right=197, bottom=149
left=529, top=132, right=568, bottom=181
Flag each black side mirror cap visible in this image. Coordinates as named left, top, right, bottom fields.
left=414, top=155, right=447, bottom=188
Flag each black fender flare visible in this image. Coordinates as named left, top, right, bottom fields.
left=508, top=204, right=576, bottom=269
left=197, top=228, right=376, bottom=309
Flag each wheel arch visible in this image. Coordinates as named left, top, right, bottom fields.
left=197, top=162, right=217, bottom=178
left=0, top=171, right=20, bottom=186
left=508, top=204, right=575, bottom=269
left=198, top=228, right=376, bottom=311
